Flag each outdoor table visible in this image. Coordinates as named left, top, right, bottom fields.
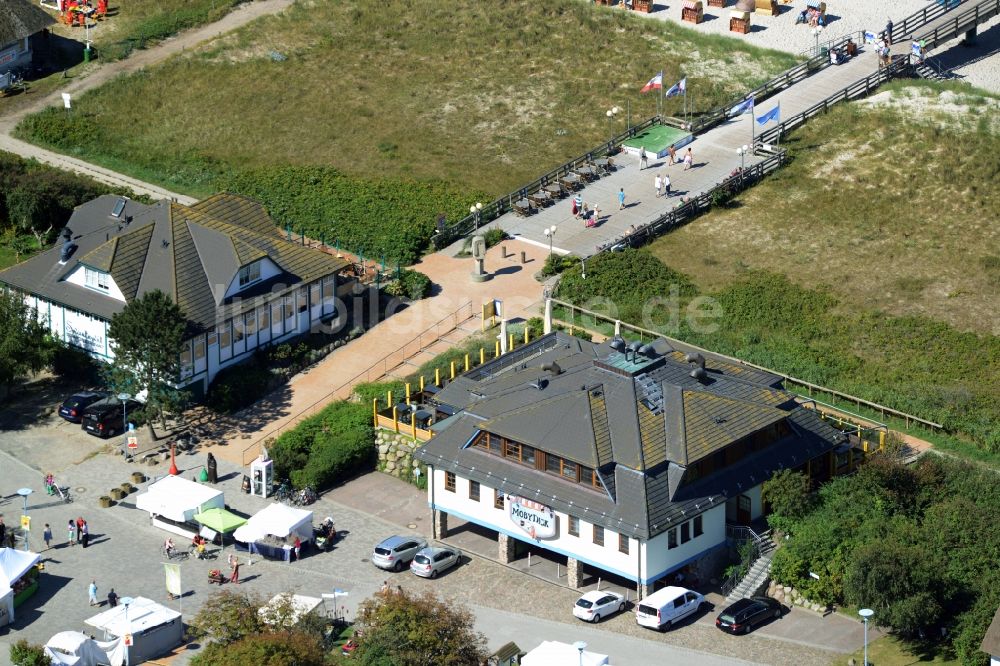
left=250, top=541, right=292, bottom=562
left=559, top=173, right=582, bottom=190
left=513, top=199, right=533, bottom=216
left=543, top=183, right=564, bottom=197
left=592, top=158, right=613, bottom=173
left=528, top=191, right=551, bottom=207
left=576, top=165, right=596, bottom=180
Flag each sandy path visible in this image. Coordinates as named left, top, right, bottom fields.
left=0, top=0, right=295, bottom=199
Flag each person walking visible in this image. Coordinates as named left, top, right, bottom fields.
left=230, top=559, right=241, bottom=585
left=668, top=144, right=677, bottom=166
left=663, top=173, right=672, bottom=197
left=654, top=173, right=663, bottom=198
left=43, top=524, right=53, bottom=550
left=617, top=187, right=625, bottom=210
left=293, top=535, right=301, bottom=561
left=75, top=517, right=84, bottom=545
left=639, top=147, right=648, bottom=170
left=573, top=194, right=583, bottom=218
left=88, top=580, right=98, bottom=606
left=107, top=588, right=118, bottom=608
left=0, top=516, right=5, bottom=547
left=683, top=148, right=693, bottom=170
left=67, top=519, right=76, bottom=546
left=885, top=18, right=893, bottom=45
left=81, top=520, right=90, bottom=548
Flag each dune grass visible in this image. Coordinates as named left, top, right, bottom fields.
left=647, top=81, right=1000, bottom=337
left=16, top=0, right=798, bottom=198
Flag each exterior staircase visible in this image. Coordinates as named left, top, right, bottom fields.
left=723, top=527, right=779, bottom=604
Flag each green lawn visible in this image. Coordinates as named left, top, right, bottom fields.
left=15, top=0, right=797, bottom=202
left=836, top=635, right=960, bottom=666
left=647, top=81, right=1000, bottom=337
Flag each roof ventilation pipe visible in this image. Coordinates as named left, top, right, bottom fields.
left=685, top=352, right=706, bottom=370
left=627, top=341, right=642, bottom=362
left=690, top=367, right=708, bottom=382
left=540, top=361, right=562, bottom=376
left=609, top=336, right=626, bottom=352
left=58, top=228, right=76, bottom=264
left=639, top=343, right=656, bottom=358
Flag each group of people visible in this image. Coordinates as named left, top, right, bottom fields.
left=60, top=0, right=108, bottom=27
left=796, top=6, right=825, bottom=27
left=570, top=194, right=600, bottom=228
left=86, top=579, right=119, bottom=608
left=67, top=516, right=91, bottom=548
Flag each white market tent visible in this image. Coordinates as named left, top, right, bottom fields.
left=233, top=503, right=313, bottom=543
left=0, top=547, right=40, bottom=626
left=521, top=641, right=610, bottom=666
left=135, top=476, right=224, bottom=536
left=258, top=593, right=324, bottom=627
left=85, top=597, right=182, bottom=664
left=44, top=631, right=125, bottom=666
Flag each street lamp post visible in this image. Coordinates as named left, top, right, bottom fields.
left=859, top=608, right=874, bottom=666
left=117, top=392, right=131, bottom=445
left=470, top=202, right=483, bottom=230
left=572, top=641, right=587, bottom=666
left=736, top=144, right=749, bottom=185
left=543, top=226, right=557, bottom=258
left=121, top=596, right=134, bottom=666
left=605, top=106, right=620, bottom=143
left=16, top=488, right=32, bottom=551
left=812, top=26, right=824, bottom=56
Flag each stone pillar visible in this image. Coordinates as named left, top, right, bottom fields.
left=566, top=557, right=584, bottom=589
left=614, top=320, right=621, bottom=337
left=543, top=299, right=553, bottom=334
left=498, top=532, right=515, bottom=564
left=433, top=509, right=448, bottom=539
left=499, top=319, right=508, bottom=353
left=639, top=582, right=653, bottom=599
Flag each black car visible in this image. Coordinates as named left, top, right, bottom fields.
left=81, top=397, right=142, bottom=438
left=715, top=596, right=783, bottom=635
left=58, top=391, right=108, bottom=423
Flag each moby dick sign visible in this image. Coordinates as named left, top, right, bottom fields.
left=507, top=495, right=556, bottom=539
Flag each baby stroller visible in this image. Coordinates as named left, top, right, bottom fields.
left=314, top=517, right=337, bottom=551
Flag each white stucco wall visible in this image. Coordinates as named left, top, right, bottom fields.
left=641, top=503, right=727, bottom=584
left=429, top=469, right=645, bottom=581
left=64, top=264, right=127, bottom=302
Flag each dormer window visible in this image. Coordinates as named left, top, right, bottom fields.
left=238, top=261, right=261, bottom=288
left=85, top=267, right=110, bottom=291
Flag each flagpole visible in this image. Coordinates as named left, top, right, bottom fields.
left=751, top=100, right=755, bottom=147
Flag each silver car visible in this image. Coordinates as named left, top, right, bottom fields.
left=371, top=535, right=428, bottom=571
left=409, top=546, right=461, bottom=578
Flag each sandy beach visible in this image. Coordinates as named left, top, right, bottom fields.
left=625, top=0, right=1000, bottom=93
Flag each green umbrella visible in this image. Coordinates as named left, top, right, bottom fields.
left=193, top=508, right=247, bottom=551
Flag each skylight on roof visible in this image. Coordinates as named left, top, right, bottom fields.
left=111, top=197, right=127, bottom=219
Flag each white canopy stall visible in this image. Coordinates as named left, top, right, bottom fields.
left=85, top=597, right=182, bottom=665
left=521, top=641, right=610, bottom=666
left=44, top=631, right=125, bottom=666
left=232, top=503, right=313, bottom=562
left=0, top=547, right=40, bottom=627
left=135, top=476, right=224, bottom=538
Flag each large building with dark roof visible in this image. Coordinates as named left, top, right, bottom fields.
left=415, top=331, right=849, bottom=595
left=0, top=193, right=349, bottom=395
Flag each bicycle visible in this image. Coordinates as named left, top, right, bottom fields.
left=274, top=480, right=294, bottom=503
left=295, top=486, right=318, bottom=506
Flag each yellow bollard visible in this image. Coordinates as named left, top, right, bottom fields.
left=509, top=333, right=514, bottom=351
left=392, top=406, right=399, bottom=433
left=450, top=360, right=456, bottom=380
left=480, top=347, right=485, bottom=365
left=419, top=375, right=425, bottom=393
left=525, top=327, right=530, bottom=344
left=372, top=398, right=378, bottom=427
left=464, top=354, right=470, bottom=372
left=405, top=382, right=411, bottom=403
left=495, top=340, right=500, bottom=357
left=387, top=390, right=393, bottom=409
left=879, top=431, right=886, bottom=452
left=435, top=367, right=441, bottom=387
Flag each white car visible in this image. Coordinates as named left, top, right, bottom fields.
left=573, top=590, right=626, bottom=623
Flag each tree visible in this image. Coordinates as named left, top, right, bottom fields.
left=194, top=631, right=326, bottom=666
left=9, top=640, right=51, bottom=666
left=761, top=469, right=813, bottom=532
left=0, top=290, right=55, bottom=398
left=190, top=589, right=266, bottom=645
left=353, top=589, right=488, bottom=666
left=107, top=290, right=188, bottom=436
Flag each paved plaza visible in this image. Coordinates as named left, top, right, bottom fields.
left=0, top=438, right=870, bottom=665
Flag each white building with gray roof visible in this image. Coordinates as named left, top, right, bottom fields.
left=415, top=331, right=850, bottom=597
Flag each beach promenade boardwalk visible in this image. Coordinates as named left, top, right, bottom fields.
left=496, top=49, right=882, bottom=257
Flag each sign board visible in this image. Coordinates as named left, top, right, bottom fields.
left=123, top=634, right=133, bottom=647
left=507, top=495, right=556, bottom=540
left=809, top=571, right=820, bottom=580
left=127, top=435, right=138, bottom=450
left=61, top=93, right=72, bottom=109
left=20, top=515, right=30, bottom=531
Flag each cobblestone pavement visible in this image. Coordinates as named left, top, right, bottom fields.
left=0, top=447, right=846, bottom=665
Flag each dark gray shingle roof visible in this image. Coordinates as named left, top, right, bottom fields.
left=1, top=0, right=54, bottom=47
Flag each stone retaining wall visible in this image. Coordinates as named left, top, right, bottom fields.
left=376, top=430, right=422, bottom=481
left=766, top=580, right=829, bottom=613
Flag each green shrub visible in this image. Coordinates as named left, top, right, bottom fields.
left=399, top=269, right=432, bottom=300
left=269, top=401, right=374, bottom=490
left=541, top=253, right=580, bottom=278
left=50, top=343, right=100, bottom=383
left=9, top=640, right=50, bottom=666
left=482, top=227, right=508, bottom=248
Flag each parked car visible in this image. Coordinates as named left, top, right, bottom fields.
left=573, top=590, right=626, bottom=623
left=371, top=535, right=428, bottom=571
left=409, top=546, right=461, bottom=578
left=635, top=586, right=705, bottom=631
left=80, top=397, right=142, bottom=438
left=715, top=596, right=783, bottom=635
left=58, top=391, right=108, bottom=423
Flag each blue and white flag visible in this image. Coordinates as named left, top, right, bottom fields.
left=730, top=97, right=755, bottom=117
left=756, top=104, right=780, bottom=126
left=864, top=30, right=877, bottom=44
left=665, top=77, right=687, bottom=98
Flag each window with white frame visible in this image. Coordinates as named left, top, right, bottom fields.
left=238, top=261, right=261, bottom=287
left=84, top=267, right=110, bottom=291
